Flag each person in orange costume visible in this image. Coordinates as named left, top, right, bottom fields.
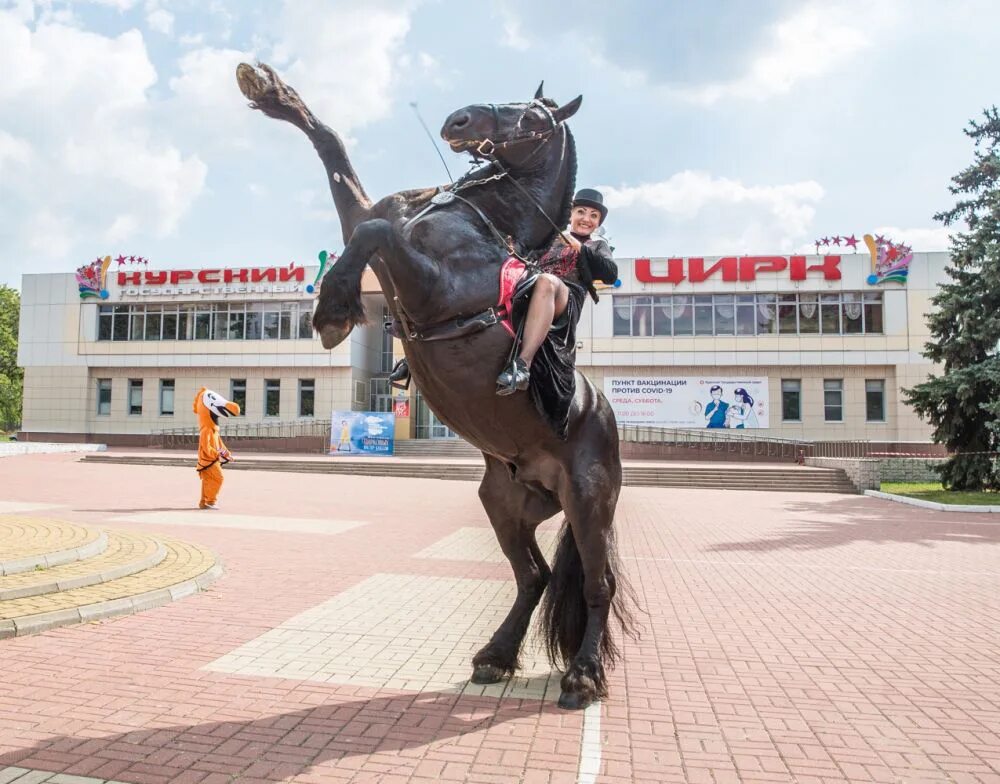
left=193, top=387, right=241, bottom=509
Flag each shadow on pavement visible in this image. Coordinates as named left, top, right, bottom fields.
left=0, top=684, right=565, bottom=781
left=707, top=494, right=1000, bottom=553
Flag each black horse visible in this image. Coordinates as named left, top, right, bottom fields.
left=236, top=64, right=634, bottom=709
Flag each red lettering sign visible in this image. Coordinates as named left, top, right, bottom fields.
left=224, top=268, right=250, bottom=283
left=170, top=270, right=193, bottom=285
left=197, top=269, right=220, bottom=284
left=252, top=268, right=276, bottom=283
left=635, top=256, right=842, bottom=284
left=117, top=271, right=142, bottom=285
left=280, top=267, right=306, bottom=283
left=688, top=257, right=738, bottom=283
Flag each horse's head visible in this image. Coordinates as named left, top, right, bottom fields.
left=441, top=82, right=582, bottom=168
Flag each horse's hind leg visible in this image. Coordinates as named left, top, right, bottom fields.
left=471, top=455, right=560, bottom=684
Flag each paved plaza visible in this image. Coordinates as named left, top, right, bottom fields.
left=1, top=453, right=999, bottom=783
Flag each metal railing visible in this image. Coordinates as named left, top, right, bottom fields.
left=150, top=419, right=332, bottom=449
left=618, top=424, right=812, bottom=460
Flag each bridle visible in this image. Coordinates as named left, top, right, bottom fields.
left=406, top=99, right=572, bottom=259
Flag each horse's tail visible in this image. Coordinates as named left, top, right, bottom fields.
left=539, top=520, right=639, bottom=672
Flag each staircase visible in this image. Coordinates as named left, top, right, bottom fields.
left=0, top=516, right=221, bottom=638
left=81, top=454, right=857, bottom=493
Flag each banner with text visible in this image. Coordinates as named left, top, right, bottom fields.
left=330, top=410, right=395, bottom=456
left=604, top=377, right=770, bottom=429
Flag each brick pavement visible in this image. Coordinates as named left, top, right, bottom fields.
left=0, top=453, right=998, bottom=783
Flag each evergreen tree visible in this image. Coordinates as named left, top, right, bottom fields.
left=0, top=285, right=22, bottom=431
left=904, top=107, right=1000, bottom=490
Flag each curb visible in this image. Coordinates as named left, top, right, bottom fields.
left=0, top=530, right=109, bottom=576
left=0, top=541, right=168, bottom=601
left=0, top=560, right=223, bottom=640
left=865, top=489, right=1000, bottom=514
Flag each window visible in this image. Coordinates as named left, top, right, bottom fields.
left=98, top=306, right=113, bottom=340
left=299, top=379, right=315, bottom=417
left=823, top=379, right=843, bottom=422
left=798, top=294, right=819, bottom=334
left=693, top=295, right=714, bottom=336
left=159, top=379, right=175, bottom=416
left=379, top=306, right=394, bottom=373
left=607, top=292, right=883, bottom=337
left=127, top=379, right=143, bottom=416
left=863, top=292, right=883, bottom=334
left=781, top=379, right=801, bottom=422
left=97, top=379, right=112, bottom=415
left=866, top=379, right=886, bottom=422
left=96, top=302, right=317, bottom=341
left=144, top=306, right=162, bottom=340
left=777, top=294, right=798, bottom=334
left=264, top=379, right=280, bottom=417
left=230, top=379, right=247, bottom=416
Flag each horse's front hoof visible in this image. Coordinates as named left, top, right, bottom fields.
left=236, top=63, right=268, bottom=101
left=471, top=664, right=508, bottom=684
left=557, top=690, right=593, bottom=710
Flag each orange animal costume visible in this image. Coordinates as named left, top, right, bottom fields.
left=193, top=388, right=241, bottom=509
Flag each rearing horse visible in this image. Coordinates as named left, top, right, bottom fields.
left=237, top=64, right=635, bottom=709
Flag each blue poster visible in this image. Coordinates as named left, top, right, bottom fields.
left=329, top=410, right=395, bottom=456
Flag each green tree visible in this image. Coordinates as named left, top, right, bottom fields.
left=903, top=107, right=1000, bottom=490
left=0, top=284, right=22, bottom=431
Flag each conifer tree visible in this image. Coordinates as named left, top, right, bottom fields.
left=904, top=107, right=1000, bottom=490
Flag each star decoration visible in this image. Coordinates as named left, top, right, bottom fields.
left=875, top=235, right=885, bottom=244
left=844, top=234, right=859, bottom=249
left=832, top=236, right=842, bottom=246
left=93, top=257, right=103, bottom=265
left=886, top=246, right=900, bottom=262
left=115, top=255, right=126, bottom=265
left=821, top=237, right=830, bottom=246
left=128, top=255, right=136, bottom=264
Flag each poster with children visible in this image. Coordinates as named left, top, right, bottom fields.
left=603, top=377, right=769, bottom=429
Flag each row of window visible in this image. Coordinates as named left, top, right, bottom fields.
left=97, top=302, right=314, bottom=342
left=96, top=378, right=316, bottom=418
left=613, top=292, right=884, bottom=337
left=780, top=378, right=886, bottom=422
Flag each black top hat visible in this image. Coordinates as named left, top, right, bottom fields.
left=571, top=188, right=608, bottom=224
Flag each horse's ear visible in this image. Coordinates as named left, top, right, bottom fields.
left=534, top=80, right=545, bottom=100
left=552, top=95, right=583, bottom=124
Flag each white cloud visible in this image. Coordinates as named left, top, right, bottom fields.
left=268, top=0, right=417, bottom=132
left=0, top=131, right=32, bottom=173
left=146, top=7, right=173, bottom=35
left=601, top=171, right=826, bottom=255
left=0, top=9, right=205, bottom=267
left=672, top=3, right=893, bottom=105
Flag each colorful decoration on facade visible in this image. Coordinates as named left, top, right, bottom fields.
left=76, top=256, right=111, bottom=299
left=78, top=254, right=151, bottom=299
left=813, top=234, right=860, bottom=253
left=864, top=234, right=911, bottom=285
left=306, top=250, right=338, bottom=294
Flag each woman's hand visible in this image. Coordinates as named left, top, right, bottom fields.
left=565, top=234, right=582, bottom=251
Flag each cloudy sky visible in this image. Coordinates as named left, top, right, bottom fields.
left=0, top=0, right=997, bottom=288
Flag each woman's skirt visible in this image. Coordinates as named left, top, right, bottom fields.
left=509, top=274, right=586, bottom=440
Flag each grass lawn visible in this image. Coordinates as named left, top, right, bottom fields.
left=880, top=482, right=1000, bottom=505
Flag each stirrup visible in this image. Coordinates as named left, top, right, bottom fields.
left=496, top=357, right=530, bottom=396
left=389, top=357, right=411, bottom=391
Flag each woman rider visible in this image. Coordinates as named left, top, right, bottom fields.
left=495, top=188, right=618, bottom=396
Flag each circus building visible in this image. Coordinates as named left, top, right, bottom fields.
left=17, top=237, right=948, bottom=449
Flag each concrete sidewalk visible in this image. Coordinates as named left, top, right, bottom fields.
left=0, top=452, right=998, bottom=783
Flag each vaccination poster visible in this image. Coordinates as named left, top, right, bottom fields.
left=604, top=377, right=769, bottom=429
left=330, top=410, right=395, bottom=456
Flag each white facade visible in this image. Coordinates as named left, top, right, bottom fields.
left=17, top=251, right=946, bottom=443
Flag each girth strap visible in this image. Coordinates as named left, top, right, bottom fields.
left=386, top=305, right=504, bottom=343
